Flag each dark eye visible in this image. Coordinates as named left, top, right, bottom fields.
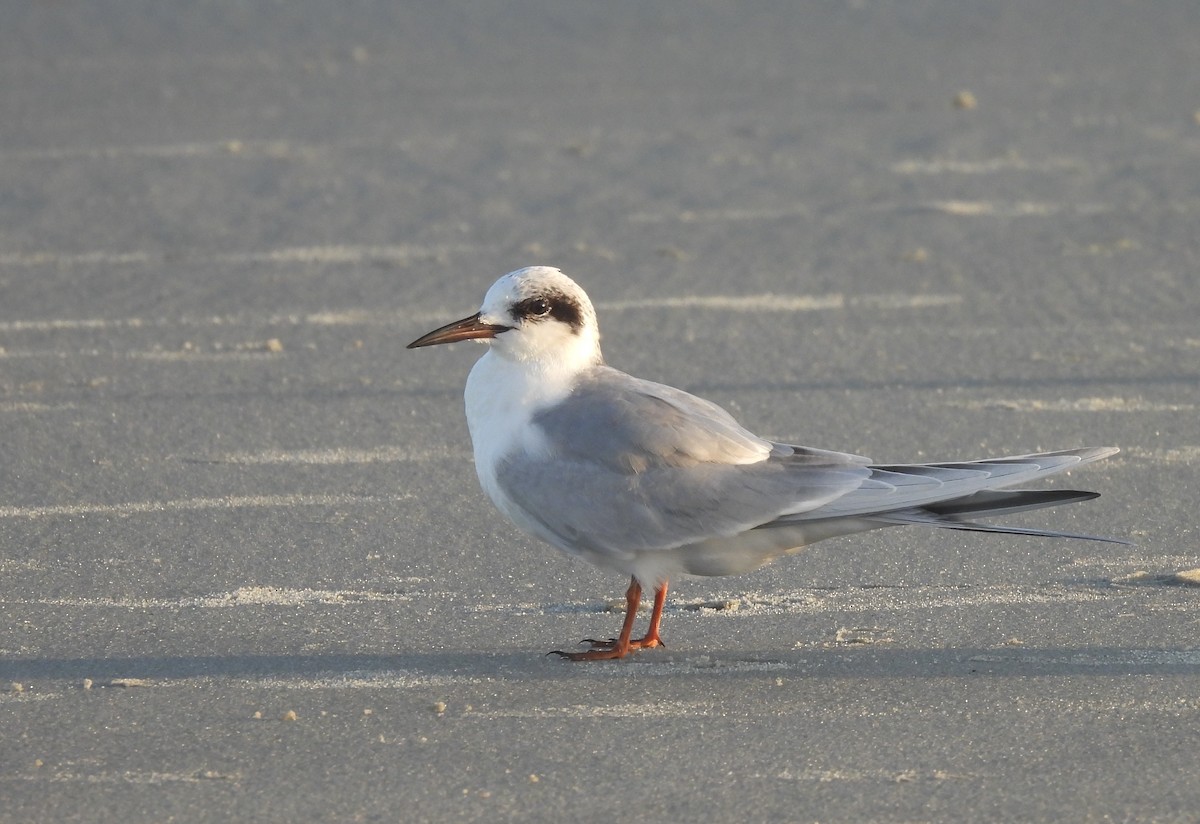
left=527, top=298, right=551, bottom=317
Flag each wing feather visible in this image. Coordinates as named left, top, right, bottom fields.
left=498, top=367, right=871, bottom=555
left=496, top=366, right=1118, bottom=560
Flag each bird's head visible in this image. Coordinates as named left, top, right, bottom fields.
left=407, top=266, right=602, bottom=372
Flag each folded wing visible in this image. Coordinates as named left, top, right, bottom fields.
left=497, top=367, right=1120, bottom=560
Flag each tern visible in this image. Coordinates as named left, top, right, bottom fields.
left=408, top=266, right=1121, bottom=661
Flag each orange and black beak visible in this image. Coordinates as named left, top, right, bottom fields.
left=407, top=312, right=511, bottom=349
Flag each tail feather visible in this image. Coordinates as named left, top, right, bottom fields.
left=924, top=489, right=1099, bottom=519
left=872, top=488, right=1129, bottom=545
left=803, top=447, right=1119, bottom=521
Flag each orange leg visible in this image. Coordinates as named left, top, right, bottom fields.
left=634, top=581, right=668, bottom=650
left=551, top=577, right=669, bottom=661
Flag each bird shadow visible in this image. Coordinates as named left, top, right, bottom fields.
left=2, top=645, right=1197, bottom=684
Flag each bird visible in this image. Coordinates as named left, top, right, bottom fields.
left=408, top=266, right=1122, bottom=661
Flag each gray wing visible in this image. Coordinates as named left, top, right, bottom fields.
left=495, top=366, right=1119, bottom=559
left=494, top=367, right=872, bottom=557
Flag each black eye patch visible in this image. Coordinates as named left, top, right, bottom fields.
left=513, top=291, right=585, bottom=333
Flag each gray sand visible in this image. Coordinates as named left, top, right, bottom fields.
left=2, top=2, right=1198, bottom=821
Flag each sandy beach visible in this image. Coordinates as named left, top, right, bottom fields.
left=2, top=2, right=1198, bottom=821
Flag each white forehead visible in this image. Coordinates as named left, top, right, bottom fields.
left=480, top=266, right=585, bottom=314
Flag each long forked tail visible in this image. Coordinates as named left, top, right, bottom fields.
left=868, top=447, right=1128, bottom=545
left=874, top=489, right=1130, bottom=545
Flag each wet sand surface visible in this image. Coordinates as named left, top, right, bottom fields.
left=2, top=3, right=1198, bottom=821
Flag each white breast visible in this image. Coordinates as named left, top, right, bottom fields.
left=463, top=348, right=572, bottom=529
